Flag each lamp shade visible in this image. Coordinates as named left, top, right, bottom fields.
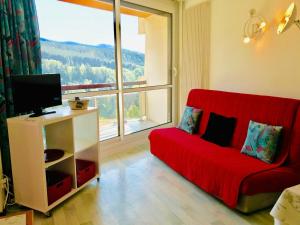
left=277, top=2, right=297, bottom=34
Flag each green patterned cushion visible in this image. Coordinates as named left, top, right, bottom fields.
left=241, top=120, right=283, bottom=163
left=178, top=106, right=202, bottom=134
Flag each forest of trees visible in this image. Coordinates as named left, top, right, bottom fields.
left=41, top=38, right=145, bottom=87
left=41, top=38, right=145, bottom=119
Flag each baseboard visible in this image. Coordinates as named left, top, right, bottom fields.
left=100, top=131, right=149, bottom=160
left=100, top=123, right=174, bottom=160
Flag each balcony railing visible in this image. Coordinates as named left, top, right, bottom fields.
left=60, top=80, right=149, bottom=140
left=61, top=80, right=147, bottom=91
left=59, top=80, right=172, bottom=140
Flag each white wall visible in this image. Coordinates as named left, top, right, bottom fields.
left=210, top=0, right=300, bottom=98
left=183, top=0, right=300, bottom=99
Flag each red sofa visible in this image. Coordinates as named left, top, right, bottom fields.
left=149, top=89, right=300, bottom=213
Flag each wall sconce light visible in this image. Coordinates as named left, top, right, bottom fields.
left=277, top=2, right=300, bottom=34
left=243, top=9, right=267, bottom=44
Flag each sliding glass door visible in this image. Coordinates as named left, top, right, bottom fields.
left=35, top=0, right=173, bottom=141
left=120, top=2, right=172, bottom=135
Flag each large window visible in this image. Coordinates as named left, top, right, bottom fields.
left=36, top=0, right=173, bottom=141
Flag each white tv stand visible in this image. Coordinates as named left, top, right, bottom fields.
left=7, top=107, right=100, bottom=215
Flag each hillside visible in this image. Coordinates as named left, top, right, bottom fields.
left=40, top=38, right=145, bottom=87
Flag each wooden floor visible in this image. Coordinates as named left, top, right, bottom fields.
left=33, top=144, right=274, bottom=225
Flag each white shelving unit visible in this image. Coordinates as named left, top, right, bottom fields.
left=7, top=107, right=100, bottom=215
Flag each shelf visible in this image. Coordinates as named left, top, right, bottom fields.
left=8, top=106, right=100, bottom=214
left=74, top=139, right=98, bottom=153
left=7, top=107, right=98, bottom=126
left=45, top=152, right=73, bottom=168
left=73, top=111, right=98, bottom=153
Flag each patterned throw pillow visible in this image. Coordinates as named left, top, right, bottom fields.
left=241, top=120, right=283, bottom=164
left=178, top=106, right=202, bottom=134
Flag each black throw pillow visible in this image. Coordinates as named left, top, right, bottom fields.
left=202, top=112, right=237, bottom=147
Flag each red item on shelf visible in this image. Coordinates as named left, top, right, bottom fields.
left=76, top=159, right=96, bottom=187
left=46, top=171, right=72, bottom=205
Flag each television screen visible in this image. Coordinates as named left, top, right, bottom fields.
left=11, top=74, right=62, bottom=117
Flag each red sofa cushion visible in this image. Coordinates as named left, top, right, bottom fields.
left=241, top=166, right=300, bottom=195
left=149, top=127, right=286, bottom=208
left=187, top=89, right=299, bottom=160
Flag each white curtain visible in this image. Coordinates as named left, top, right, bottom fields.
left=180, top=1, right=211, bottom=116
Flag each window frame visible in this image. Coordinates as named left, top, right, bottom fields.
left=43, top=0, right=177, bottom=142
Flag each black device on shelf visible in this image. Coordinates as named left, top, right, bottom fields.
left=44, top=149, right=65, bottom=163
left=11, top=74, right=62, bottom=117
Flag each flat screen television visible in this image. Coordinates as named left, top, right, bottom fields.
left=11, top=74, right=62, bottom=117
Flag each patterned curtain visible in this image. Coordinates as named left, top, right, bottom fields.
left=0, top=0, right=41, bottom=177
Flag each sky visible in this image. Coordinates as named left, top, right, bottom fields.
left=35, top=0, right=145, bottom=53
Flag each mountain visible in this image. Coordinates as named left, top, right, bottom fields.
left=40, top=38, right=145, bottom=86
left=41, top=38, right=145, bottom=69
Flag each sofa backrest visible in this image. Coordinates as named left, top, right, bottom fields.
left=289, top=106, right=300, bottom=164
left=187, top=89, right=299, bottom=156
